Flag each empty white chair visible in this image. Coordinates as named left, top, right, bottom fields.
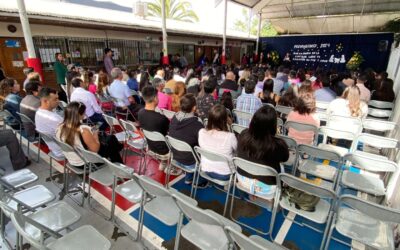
left=354, top=133, right=399, bottom=159
left=141, top=129, right=170, bottom=176
left=368, top=100, right=394, bottom=110
left=225, top=226, right=288, bottom=250
left=318, top=127, right=356, bottom=157
left=270, top=173, right=337, bottom=250
left=368, top=108, right=392, bottom=120
left=102, top=113, right=121, bottom=135
left=362, top=118, right=397, bottom=134
left=326, top=115, right=362, bottom=135
left=172, top=191, right=240, bottom=250
left=119, top=119, right=146, bottom=171
left=275, top=105, right=293, bottom=117
left=340, top=153, right=397, bottom=198
left=324, top=195, right=400, bottom=250
left=297, top=144, right=342, bottom=188
left=10, top=212, right=111, bottom=250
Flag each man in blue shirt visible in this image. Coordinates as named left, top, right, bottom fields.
left=236, top=80, right=262, bottom=126
left=315, top=76, right=337, bottom=102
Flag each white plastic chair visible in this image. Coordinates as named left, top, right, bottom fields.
left=318, top=127, right=356, bottom=157
left=367, top=108, right=392, bottom=120
left=119, top=119, right=146, bottom=171
left=362, top=119, right=397, bottom=134
left=326, top=115, right=362, bottom=135
left=340, top=153, right=397, bottom=198
left=368, top=100, right=394, bottom=110
left=270, top=173, right=337, bottom=250
left=353, top=133, right=399, bottom=159
left=324, top=195, right=400, bottom=250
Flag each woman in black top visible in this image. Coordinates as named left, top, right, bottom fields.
left=371, top=78, right=395, bottom=103
left=237, top=105, right=289, bottom=186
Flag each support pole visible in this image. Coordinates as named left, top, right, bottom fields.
left=221, top=0, right=228, bottom=65
left=255, top=13, right=262, bottom=61
left=161, top=0, right=169, bottom=65
left=16, top=0, right=44, bottom=82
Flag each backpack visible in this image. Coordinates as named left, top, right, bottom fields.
left=283, top=187, right=320, bottom=212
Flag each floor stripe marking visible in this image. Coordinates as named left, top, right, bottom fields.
left=274, top=211, right=295, bottom=244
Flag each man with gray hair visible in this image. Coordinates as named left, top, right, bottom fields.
left=108, top=67, right=142, bottom=120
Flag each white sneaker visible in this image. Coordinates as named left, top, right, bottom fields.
left=159, top=162, right=166, bottom=171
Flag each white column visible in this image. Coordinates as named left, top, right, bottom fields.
left=161, top=0, right=168, bottom=64
left=17, top=0, right=36, bottom=58
left=255, top=13, right=262, bottom=54
left=222, top=0, right=228, bottom=64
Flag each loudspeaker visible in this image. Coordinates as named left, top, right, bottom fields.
left=378, top=40, right=389, bottom=52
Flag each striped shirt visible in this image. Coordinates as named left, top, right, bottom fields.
left=235, top=92, right=262, bottom=126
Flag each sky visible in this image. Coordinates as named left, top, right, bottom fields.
left=94, top=0, right=248, bottom=31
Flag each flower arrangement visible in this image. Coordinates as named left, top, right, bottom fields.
left=270, top=50, right=280, bottom=65
left=346, top=51, right=364, bottom=71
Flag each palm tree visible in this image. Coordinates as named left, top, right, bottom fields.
left=147, top=0, right=199, bottom=23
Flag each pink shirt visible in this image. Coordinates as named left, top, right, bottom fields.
left=287, top=111, right=320, bottom=145
left=356, top=83, right=371, bottom=103
left=88, top=83, right=97, bottom=95
left=157, top=91, right=172, bottom=110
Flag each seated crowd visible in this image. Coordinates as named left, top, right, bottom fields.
left=0, top=60, right=395, bottom=203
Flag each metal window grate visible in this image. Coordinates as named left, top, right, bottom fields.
left=33, top=37, right=68, bottom=70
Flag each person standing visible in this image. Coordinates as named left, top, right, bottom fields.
left=54, top=53, right=68, bottom=103
left=103, top=48, right=114, bottom=76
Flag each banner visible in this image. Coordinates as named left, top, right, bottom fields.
left=259, top=33, right=394, bottom=72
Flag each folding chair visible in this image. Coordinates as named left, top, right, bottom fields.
left=10, top=212, right=111, bottom=250
left=111, top=97, right=136, bottom=122
left=340, top=153, right=397, bottom=199
left=161, top=108, right=176, bottom=120
left=141, top=129, right=170, bottom=176
left=230, top=157, right=279, bottom=235
left=172, top=191, right=240, bottom=250
left=136, top=175, right=187, bottom=241
left=232, top=109, right=253, bottom=126
left=231, top=123, right=247, bottom=135
left=367, top=108, right=392, bottom=120
left=102, top=113, right=121, bottom=135
left=353, top=133, right=399, bottom=159
left=284, top=120, right=319, bottom=145
left=60, top=84, right=69, bottom=103
left=54, top=138, right=89, bottom=206
left=194, top=146, right=236, bottom=216
left=368, top=100, right=394, bottom=110
left=297, top=144, right=342, bottom=189
left=316, top=101, right=330, bottom=111
left=277, top=117, right=284, bottom=134
left=324, top=195, right=400, bottom=250
left=36, top=132, right=65, bottom=187
left=225, top=226, right=288, bottom=250
left=76, top=147, right=113, bottom=215
left=275, top=105, right=293, bottom=118
left=318, top=127, right=356, bottom=157
left=362, top=119, right=397, bottom=135
left=165, top=135, right=199, bottom=197
left=2, top=109, right=22, bottom=139
left=326, top=115, right=362, bottom=135
left=270, top=173, right=337, bottom=250
left=119, top=119, right=146, bottom=172
left=16, top=112, right=41, bottom=162
left=276, top=135, right=298, bottom=174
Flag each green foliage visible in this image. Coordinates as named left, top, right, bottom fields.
left=233, top=8, right=277, bottom=37
left=147, top=0, right=199, bottom=23
left=346, top=51, right=364, bottom=71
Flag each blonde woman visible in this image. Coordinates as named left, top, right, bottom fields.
left=327, top=85, right=368, bottom=119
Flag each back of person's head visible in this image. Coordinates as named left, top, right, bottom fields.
left=263, top=79, right=274, bottom=94
left=39, top=87, right=57, bottom=100
left=180, top=93, right=196, bottom=113
left=23, top=67, right=34, bottom=76
left=128, top=69, right=136, bottom=79
left=320, top=75, right=330, bottom=88
left=174, top=81, right=186, bottom=97
left=203, top=78, right=216, bottom=94
left=278, top=86, right=298, bottom=107
left=60, top=101, right=86, bottom=146
left=357, top=73, right=367, bottom=83
left=377, top=78, right=395, bottom=101
left=141, top=85, right=158, bottom=103
left=27, top=72, right=41, bottom=82
left=220, top=91, right=233, bottom=111
left=152, top=77, right=165, bottom=89
left=206, top=104, right=229, bottom=132
left=342, top=85, right=362, bottom=117
left=244, top=80, right=256, bottom=94
left=294, top=90, right=316, bottom=115
left=97, top=72, right=109, bottom=95
left=298, top=84, right=313, bottom=95
left=267, top=69, right=277, bottom=78
left=258, top=71, right=265, bottom=82
left=71, top=78, right=83, bottom=88
left=289, top=70, right=297, bottom=79
left=25, top=80, right=40, bottom=95
left=0, top=78, right=16, bottom=97
left=226, top=71, right=235, bottom=81
left=66, top=71, right=80, bottom=84
left=378, top=71, right=388, bottom=80
left=110, top=68, right=122, bottom=80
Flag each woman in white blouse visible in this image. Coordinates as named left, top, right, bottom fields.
left=327, top=85, right=368, bottom=119
left=198, top=104, right=237, bottom=180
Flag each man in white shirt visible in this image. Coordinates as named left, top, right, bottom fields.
left=70, top=78, right=107, bottom=130
left=108, top=67, right=143, bottom=120
left=35, top=88, right=64, bottom=158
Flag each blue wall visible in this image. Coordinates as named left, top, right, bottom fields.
left=259, top=33, right=394, bottom=72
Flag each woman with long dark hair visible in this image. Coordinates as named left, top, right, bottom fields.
left=371, top=78, right=395, bottom=102
left=259, top=79, right=278, bottom=105
left=56, top=102, right=123, bottom=167
left=237, top=105, right=289, bottom=199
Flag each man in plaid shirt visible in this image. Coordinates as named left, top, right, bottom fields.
left=235, top=80, right=262, bottom=126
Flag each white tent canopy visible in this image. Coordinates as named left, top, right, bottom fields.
left=232, top=0, right=400, bottom=34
